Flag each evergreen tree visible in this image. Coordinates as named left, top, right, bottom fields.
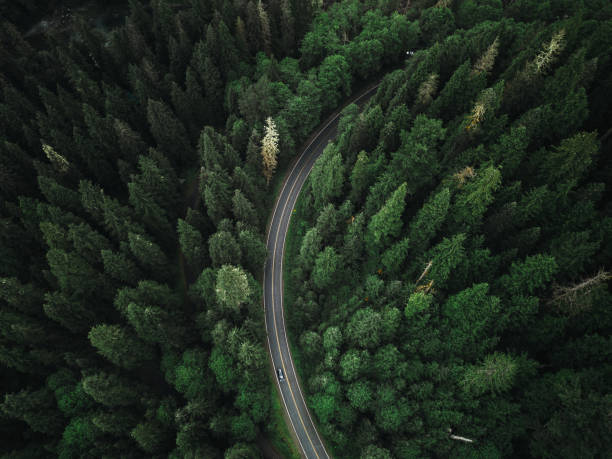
left=209, top=230, right=242, bottom=268
left=366, top=182, right=407, bottom=251
left=128, top=231, right=169, bottom=279
left=215, top=265, right=252, bottom=312
left=146, top=99, right=192, bottom=166
left=88, top=324, right=155, bottom=370
left=461, top=352, right=518, bottom=395
left=310, top=143, right=345, bottom=212
left=232, top=189, right=259, bottom=228
left=177, top=218, right=206, bottom=271
left=260, top=117, right=279, bottom=185
left=312, top=246, right=340, bottom=289
left=82, top=372, right=142, bottom=407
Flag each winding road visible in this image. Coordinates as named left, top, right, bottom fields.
left=264, top=83, right=380, bottom=459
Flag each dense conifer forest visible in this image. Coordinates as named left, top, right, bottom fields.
left=286, top=1, right=612, bottom=458
left=0, top=0, right=610, bottom=458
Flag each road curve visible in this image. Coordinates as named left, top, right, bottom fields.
left=264, top=82, right=380, bottom=459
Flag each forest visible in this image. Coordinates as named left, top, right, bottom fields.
left=0, top=0, right=610, bottom=458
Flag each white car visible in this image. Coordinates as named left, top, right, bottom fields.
left=277, top=368, right=285, bottom=381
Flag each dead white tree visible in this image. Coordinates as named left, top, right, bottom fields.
left=549, top=269, right=611, bottom=316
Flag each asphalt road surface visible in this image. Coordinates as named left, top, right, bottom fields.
left=264, top=82, right=380, bottom=459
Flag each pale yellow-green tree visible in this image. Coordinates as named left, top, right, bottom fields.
left=257, top=0, right=272, bottom=55
left=415, top=73, right=439, bottom=110
left=42, top=143, right=70, bottom=173
left=260, top=116, right=279, bottom=185
left=215, top=265, right=251, bottom=312
left=531, top=29, right=565, bottom=76
left=472, top=37, right=499, bottom=75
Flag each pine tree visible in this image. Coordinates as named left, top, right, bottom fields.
left=310, top=143, right=345, bottom=212
left=235, top=16, right=248, bottom=55
left=1, top=388, right=64, bottom=435
left=131, top=420, right=170, bottom=454
left=257, top=0, right=272, bottom=55
left=43, top=290, right=98, bottom=333
left=451, top=165, right=501, bottom=230
left=177, top=219, right=205, bottom=271
left=203, top=165, right=233, bottom=225
left=280, top=0, right=295, bottom=55
left=414, top=73, right=439, bottom=112
left=128, top=232, right=169, bottom=278
left=260, top=117, right=279, bottom=184
left=408, top=188, right=451, bottom=255
left=88, top=324, right=155, bottom=370
left=461, top=352, right=518, bottom=395
left=472, top=36, right=499, bottom=75
left=381, top=237, right=410, bottom=275
left=208, top=231, right=242, bottom=268
left=146, top=99, right=192, bottom=166
left=538, top=131, right=598, bottom=190
left=113, top=118, right=147, bottom=163
left=0, top=277, right=44, bottom=315
left=423, top=233, right=467, bottom=289
left=82, top=372, right=142, bottom=407
left=42, top=143, right=70, bottom=174
left=299, top=227, right=322, bottom=271
left=238, top=230, right=267, bottom=275
left=312, top=246, right=340, bottom=289
left=101, top=249, right=143, bottom=285
left=215, top=265, right=252, bottom=312
left=202, top=57, right=224, bottom=124
left=232, top=189, right=259, bottom=228
left=92, top=410, right=139, bottom=435
left=198, top=130, right=222, bottom=170
left=367, top=182, right=407, bottom=251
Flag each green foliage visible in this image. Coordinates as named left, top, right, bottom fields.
left=131, top=420, right=169, bottom=453
left=317, top=54, right=351, bottom=112
left=347, top=307, right=382, bottom=349
left=177, top=218, right=205, bottom=270
left=408, top=187, right=451, bottom=255
left=420, top=7, right=455, bottom=45
left=366, top=182, right=407, bottom=250
left=425, top=233, right=467, bottom=287
left=128, top=231, right=169, bottom=277
left=209, top=347, right=237, bottom=389
left=461, top=352, right=518, bottom=395
left=174, top=348, right=209, bottom=400
left=82, top=372, right=141, bottom=407
left=310, top=143, right=346, bottom=212
left=209, top=230, right=242, bottom=267
left=88, top=324, right=154, bottom=370
left=451, top=165, right=502, bottom=229
left=312, top=246, right=340, bottom=289
left=58, top=415, right=100, bottom=459
left=215, top=265, right=252, bottom=311
left=237, top=230, right=267, bottom=275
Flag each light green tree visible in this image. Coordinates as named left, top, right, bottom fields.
left=310, top=143, right=345, bottom=212
left=367, top=182, right=407, bottom=251
left=215, top=265, right=251, bottom=312
left=461, top=352, right=518, bottom=395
